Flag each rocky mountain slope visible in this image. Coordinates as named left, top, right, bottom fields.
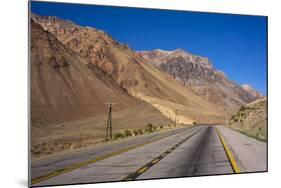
left=31, top=14, right=224, bottom=125
left=31, top=20, right=173, bottom=158
left=138, top=49, right=263, bottom=114
left=227, top=98, right=267, bottom=141
left=31, top=19, right=138, bottom=126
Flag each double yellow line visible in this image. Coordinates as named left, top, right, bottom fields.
left=32, top=127, right=239, bottom=185
left=216, top=127, right=240, bottom=173
left=31, top=136, right=168, bottom=185
left=123, top=127, right=204, bottom=181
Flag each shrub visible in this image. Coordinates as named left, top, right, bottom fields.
left=124, top=129, right=132, bottom=137
left=240, top=106, right=246, bottom=112
left=146, top=123, right=153, bottom=129
left=145, top=123, right=154, bottom=133
left=138, top=129, right=143, bottom=135
left=237, top=111, right=245, bottom=117
left=133, top=130, right=139, bottom=136
left=193, top=121, right=197, bottom=125
left=113, top=132, right=124, bottom=140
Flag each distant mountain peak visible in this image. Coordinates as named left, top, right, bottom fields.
left=31, top=13, right=81, bottom=30
left=241, top=84, right=252, bottom=89
left=241, top=84, right=263, bottom=98
left=151, top=48, right=190, bottom=56
left=154, top=49, right=169, bottom=52
left=138, top=48, right=212, bottom=69
left=171, top=48, right=192, bottom=56
left=173, top=48, right=188, bottom=53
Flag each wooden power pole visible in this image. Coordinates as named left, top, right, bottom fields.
left=105, top=103, right=115, bottom=141
left=174, top=109, right=178, bottom=127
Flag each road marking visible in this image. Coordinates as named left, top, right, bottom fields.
left=152, top=158, right=160, bottom=164
left=31, top=133, right=182, bottom=185
left=138, top=166, right=149, bottom=173
left=216, top=127, right=241, bottom=173
left=160, top=153, right=167, bottom=158
left=123, top=127, right=204, bottom=181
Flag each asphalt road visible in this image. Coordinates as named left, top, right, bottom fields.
left=31, top=125, right=267, bottom=187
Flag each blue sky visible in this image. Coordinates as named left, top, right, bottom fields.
left=31, top=1, right=267, bottom=95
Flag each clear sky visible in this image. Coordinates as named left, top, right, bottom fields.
left=31, top=1, right=267, bottom=95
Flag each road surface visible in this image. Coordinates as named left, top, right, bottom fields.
left=31, top=125, right=267, bottom=187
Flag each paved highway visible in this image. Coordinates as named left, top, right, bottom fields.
left=31, top=125, right=267, bottom=187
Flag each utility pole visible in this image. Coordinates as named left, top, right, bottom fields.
left=174, top=109, right=178, bottom=127
left=105, top=103, right=115, bottom=141
left=224, top=107, right=228, bottom=126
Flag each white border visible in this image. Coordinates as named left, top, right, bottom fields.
left=1, top=0, right=280, bottom=188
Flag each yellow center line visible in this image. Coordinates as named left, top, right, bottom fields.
left=122, top=127, right=205, bottom=181
left=216, top=127, right=241, bottom=173
left=138, top=166, right=149, bottom=174
left=152, top=158, right=160, bottom=164
left=31, top=135, right=171, bottom=185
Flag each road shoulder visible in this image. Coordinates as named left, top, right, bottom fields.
left=216, top=125, right=267, bottom=173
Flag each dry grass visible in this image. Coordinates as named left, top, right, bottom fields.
left=31, top=102, right=173, bottom=159
left=227, top=98, right=267, bottom=141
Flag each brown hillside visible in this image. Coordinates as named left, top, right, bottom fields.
left=32, top=14, right=224, bottom=124
left=31, top=20, right=138, bottom=126
left=30, top=20, right=173, bottom=158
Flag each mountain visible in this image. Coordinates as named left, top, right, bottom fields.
left=241, top=84, right=263, bottom=99
left=31, top=14, right=224, bottom=125
left=138, top=49, right=263, bottom=114
left=30, top=20, right=173, bottom=158
left=31, top=19, right=137, bottom=126
left=227, top=98, right=267, bottom=141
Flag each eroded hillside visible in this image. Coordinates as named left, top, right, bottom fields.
left=31, top=20, right=173, bottom=158
left=32, top=14, right=224, bottom=125
left=139, top=49, right=263, bottom=115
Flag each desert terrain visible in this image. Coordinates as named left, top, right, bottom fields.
left=30, top=14, right=266, bottom=160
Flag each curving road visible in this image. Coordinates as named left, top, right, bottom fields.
left=30, top=125, right=267, bottom=187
